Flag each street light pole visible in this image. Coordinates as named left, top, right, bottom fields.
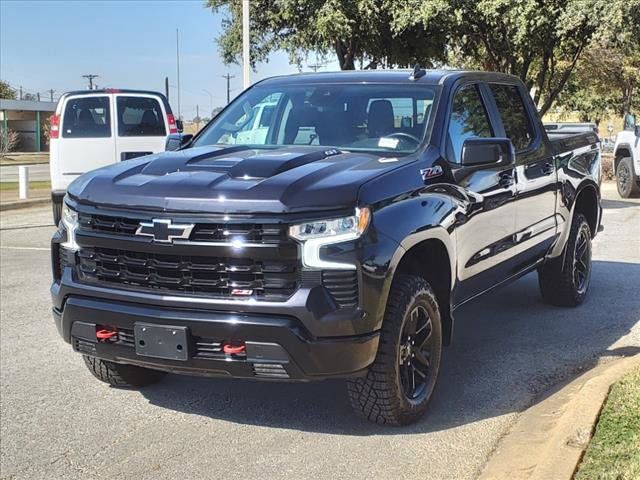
left=202, top=89, right=213, bottom=117
left=242, top=0, right=250, bottom=89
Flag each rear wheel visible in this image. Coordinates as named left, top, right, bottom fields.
left=83, top=355, right=166, bottom=388
left=616, top=157, right=640, bottom=198
left=347, top=275, right=442, bottom=425
left=538, top=213, right=592, bottom=306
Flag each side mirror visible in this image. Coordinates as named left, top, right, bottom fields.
left=635, top=125, right=640, bottom=138
left=165, top=133, right=193, bottom=152
left=461, top=138, right=515, bottom=167
left=176, top=119, right=184, bottom=133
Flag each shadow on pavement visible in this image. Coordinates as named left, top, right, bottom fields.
left=601, top=198, right=640, bottom=210
left=140, top=260, right=640, bottom=435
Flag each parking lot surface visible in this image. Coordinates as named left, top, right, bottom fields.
left=1, top=183, right=638, bottom=480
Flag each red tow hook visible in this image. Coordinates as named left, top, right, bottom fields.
left=96, top=327, right=118, bottom=342
left=223, top=341, right=246, bottom=355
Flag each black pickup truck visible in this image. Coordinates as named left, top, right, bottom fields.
left=51, top=68, right=602, bottom=425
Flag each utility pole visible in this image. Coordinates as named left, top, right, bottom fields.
left=196, top=105, right=200, bottom=129
left=19, top=86, right=23, bottom=100
left=222, top=74, right=234, bottom=105
left=176, top=29, right=181, bottom=120
left=164, top=77, right=169, bottom=102
left=82, top=74, right=99, bottom=90
left=48, top=89, right=55, bottom=102
left=36, top=92, right=40, bottom=101
left=242, top=0, right=250, bottom=89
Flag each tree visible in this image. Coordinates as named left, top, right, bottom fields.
left=207, top=0, right=637, bottom=116
left=0, top=80, right=16, bottom=100
left=206, top=0, right=450, bottom=70
left=555, top=0, right=640, bottom=122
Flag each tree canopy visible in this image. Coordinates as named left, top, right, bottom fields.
left=207, top=0, right=639, bottom=117
left=0, top=80, right=16, bottom=100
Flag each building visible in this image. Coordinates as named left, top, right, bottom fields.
left=0, top=99, right=57, bottom=152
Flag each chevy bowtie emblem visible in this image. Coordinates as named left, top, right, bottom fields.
left=135, top=219, right=194, bottom=243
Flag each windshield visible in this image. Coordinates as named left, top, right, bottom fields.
left=193, top=83, right=437, bottom=154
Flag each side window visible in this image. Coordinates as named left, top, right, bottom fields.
left=489, top=84, right=535, bottom=150
left=447, top=85, right=494, bottom=163
left=62, top=96, right=111, bottom=138
left=116, top=96, right=166, bottom=137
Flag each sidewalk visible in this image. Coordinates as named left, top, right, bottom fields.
left=479, top=353, right=640, bottom=480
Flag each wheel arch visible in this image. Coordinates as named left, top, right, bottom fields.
left=386, top=231, right=456, bottom=346
left=614, top=145, right=633, bottom=174
left=573, top=183, right=600, bottom=238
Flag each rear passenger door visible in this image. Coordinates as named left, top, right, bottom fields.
left=447, top=83, right=519, bottom=304
left=115, top=95, right=169, bottom=162
left=487, top=83, right=557, bottom=267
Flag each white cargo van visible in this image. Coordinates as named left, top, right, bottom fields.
left=49, top=89, right=178, bottom=223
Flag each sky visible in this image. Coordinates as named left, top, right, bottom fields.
left=0, top=0, right=339, bottom=120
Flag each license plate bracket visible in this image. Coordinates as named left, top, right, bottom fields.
left=134, top=323, right=189, bottom=361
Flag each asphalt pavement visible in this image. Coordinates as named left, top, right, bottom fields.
left=1, top=182, right=638, bottom=480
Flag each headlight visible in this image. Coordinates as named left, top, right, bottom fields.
left=289, top=207, right=370, bottom=269
left=60, top=201, right=79, bottom=251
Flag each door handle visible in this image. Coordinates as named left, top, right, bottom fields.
left=498, top=172, right=515, bottom=188
left=541, top=162, right=555, bottom=175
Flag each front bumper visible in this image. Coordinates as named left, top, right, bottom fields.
left=53, top=292, right=379, bottom=380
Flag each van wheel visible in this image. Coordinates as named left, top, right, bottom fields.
left=52, top=196, right=62, bottom=226
left=616, top=157, right=640, bottom=198
left=347, top=275, right=442, bottom=425
left=83, top=356, right=166, bottom=388
left=538, top=213, right=592, bottom=307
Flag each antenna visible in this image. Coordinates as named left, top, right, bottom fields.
left=409, top=64, right=426, bottom=81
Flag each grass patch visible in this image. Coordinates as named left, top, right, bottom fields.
left=0, top=153, right=49, bottom=165
left=0, top=180, right=51, bottom=191
left=575, top=366, right=640, bottom=480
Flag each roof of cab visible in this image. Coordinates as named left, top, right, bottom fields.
left=257, top=69, right=522, bottom=87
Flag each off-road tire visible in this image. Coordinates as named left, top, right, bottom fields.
left=83, top=355, right=166, bottom=388
left=538, top=213, right=592, bottom=307
left=616, top=157, right=640, bottom=198
left=347, top=275, right=442, bottom=425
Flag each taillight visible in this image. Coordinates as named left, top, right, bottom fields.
left=50, top=114, right=60, bottom=139
left=167, top=113, right=178, bottom=134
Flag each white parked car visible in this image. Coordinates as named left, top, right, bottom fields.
left=49, top=89, right=179, bottom=223
left=613, top=116, right=640, bottom=198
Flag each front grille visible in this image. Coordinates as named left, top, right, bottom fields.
left=77, top=247, right=298, bottom=300
left=194, top=338, right=223, bottom=358
left=78, top=213, right=288, bottom=244
left=322, top=270, right=359, bottom=308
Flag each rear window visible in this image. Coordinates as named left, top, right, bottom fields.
left=62, top=96, right=111, bottom=138
left=116, top=96, right=166, bottom=137
left=489, top=84, right=535, bottom=150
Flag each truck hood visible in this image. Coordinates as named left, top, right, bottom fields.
left=67, top=145, right=409, bottom=214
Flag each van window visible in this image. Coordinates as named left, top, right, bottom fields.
left=489, top=84, right=535, bottom=150
left=116, top=96, right=166, bottom=137
left=62, top=96, right=111, bottom=138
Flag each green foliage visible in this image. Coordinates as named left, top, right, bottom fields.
left=207, top=0, right=639, bottom=117
left=0, top=80, right=16, bottom=100
left=205, top=0, right=449, bottom=69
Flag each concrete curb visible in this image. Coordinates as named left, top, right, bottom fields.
left=0, top=198, right=50, bottom=211
left=478, top=354, right=640, bottom=480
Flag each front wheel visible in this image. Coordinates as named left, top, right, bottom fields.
left=616, top=157, right=640, bottom=198
left=83, top=356, right=166, bottom=388
left=538, top=213, right=592, bottom=306
left=347, top=275, right=442, bottom=425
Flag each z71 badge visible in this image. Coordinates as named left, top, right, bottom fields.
left=420, top=165, right=443, bottom=181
